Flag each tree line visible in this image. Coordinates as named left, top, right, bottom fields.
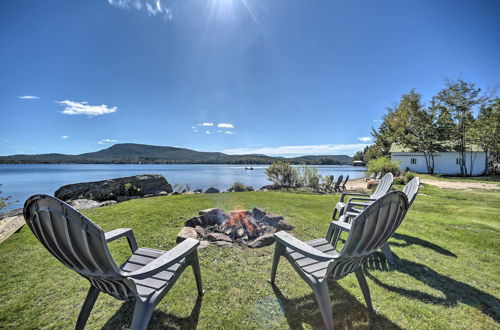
left=353, top=79, right=500, bottom=175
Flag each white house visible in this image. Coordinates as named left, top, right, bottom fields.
left=390, top=144, right=486, bottom=175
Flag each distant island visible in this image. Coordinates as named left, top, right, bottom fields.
left=0, top=143, right=353, bottom=165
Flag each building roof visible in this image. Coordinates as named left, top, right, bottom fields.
left=390, top=143, right=483, bottom=153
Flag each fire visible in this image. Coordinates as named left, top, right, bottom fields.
left=220, top=210, right=262, bottom=239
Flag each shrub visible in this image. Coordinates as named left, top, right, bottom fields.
left=404, top=171, right=416, bottom=184
left=265, top=161, right=299, bottom=187
left=324, top=175, right=334, bottom=191
left=367, top=157, right=400, bottom=176
left=230, top=181, right=247, bottom=192
left=298, top=165, right=322, bottom=190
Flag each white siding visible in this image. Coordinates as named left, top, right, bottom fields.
left=391, top=152, right=486, bottom=175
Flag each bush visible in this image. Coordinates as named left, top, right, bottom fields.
left=367, top=157, right=400, bottom=176
left=230, top=181, right=247, bottom=192
left=404, top=171, right=416, bottom=184
left=265, top=161, right=299, bottom=187
left=298, top=165, right=322, bottom=190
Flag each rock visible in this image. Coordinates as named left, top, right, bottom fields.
left=259, top=184, right=279, bottom=191
left=199, top=208, right=225, bottom=226
left=252, top=207, right=266, bottom=220
left=0, top=208, right=23, bottom=220
left=176, top=227, right=198, bottom=243
left=261, top=213, right=283, bottom=227
left=143, top=194, right=155, bottom=198
left=210, top=241, right=233, bottom=248
left=248, top=233, right=275, bottom=248
left=275, top=220, right=295, bottom=232
left=54, top=174, right=173, bottom=202
left=185, top=217, right=202, bottom=227
left=158, top=191, right=169, bottom=195
left=195, top=225, right=207, bottom=238
left=197, top=240, right=210, bottom=250
left=116, top=196, right=130, bottom=202
left=194, top=188, right=203, bottom=193
left=204, top=187, right=220, bottom=194
left=100, top=200, right=117, bottom=207
left=170, top=191, right=180, bottom=196
left=206, top=232, right=233, bottom=243
left=68, top=199, right=102, bottom=210
left=245, top=186, right=254, bottom=191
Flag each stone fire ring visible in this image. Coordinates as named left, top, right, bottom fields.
left=176, top=208, right=294, bottom=249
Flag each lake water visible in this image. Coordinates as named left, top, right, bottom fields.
left=0, top=164, right=366, bottom=211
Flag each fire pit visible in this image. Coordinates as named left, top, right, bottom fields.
left=177, top=207, right=294, bottom=248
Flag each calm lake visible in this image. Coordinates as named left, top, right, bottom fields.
left=0, top=164, right=366, bottom=211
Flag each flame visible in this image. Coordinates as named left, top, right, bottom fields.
left=221, top=209, right=261, bottom=237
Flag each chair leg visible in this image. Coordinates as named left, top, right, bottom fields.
left=332, top=208, right=338, bottom=220
left=191, top=251, right=204, bottom=295
left=75, top=285, right=100, bottom=330
left=381, top=242, right=395, bottom=264
left=354, top=268, right=374, bottom=312
left=269, top=243, right=283, bottom=284
left=130, top=298, right=155, bottom=330
left=312, top=281, right=334, bottom=330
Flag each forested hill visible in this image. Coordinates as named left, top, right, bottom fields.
left=0, top=143, right=352, bottom=165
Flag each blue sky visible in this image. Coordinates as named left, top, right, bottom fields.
left=0, top=0, right=499, bottom=157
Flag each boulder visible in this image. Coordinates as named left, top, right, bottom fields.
left=54, top=174, right=172, bottom=202
left=185, top=217, right=202, bottom=228
left=194, top=225, right=207, bottom=238
left=158, top=191, right=169, bottom=196
left=206, top=232, right=233, bottom=243
left=100, top=200, right=117, bottom=207
left=252, top=207, right=266, bottom=220
left=68, top=199, right=102, bottom=210
left=116, top=196, right=130, bottom=202
left=197, top=240, right=210, bottom=250
left=183, top=191, right=195, bottom=195
left=275, top=220, right=295, bottom=232
left=199, top=208, right=225, bottom=226
left=259, top=184, right=279, bottom=191
left=204, top=187, right=220, bottom=194
left=261, top=213, right=283, bottom=227
left=176, top=227, right=198, bottom=243
left=245, top=186, right=254, bottom=191
left=248, top=233, right=275, bottom=248
left=194, top=188, right=203, bottom=193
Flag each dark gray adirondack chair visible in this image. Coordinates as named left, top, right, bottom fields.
left=341, top=175, right=349, bottom=191
left=374, top=172, right=382, bottom=180
left=331, top=177, right=420, bottom=264
left=364, top=172, right=375, bottom=182
left=332, top=173, right=393, bottom=219
left=270, top=191, right=409, bottom=330
left=23, top=194, right=204, bottom=330
left=333, top=175, right=343, bottom=192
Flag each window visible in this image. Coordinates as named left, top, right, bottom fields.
left=410, top=158, right=417, bottom=164
left=456, top=158, right=460, bottom=164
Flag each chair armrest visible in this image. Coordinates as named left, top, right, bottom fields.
left=346, top=197, right=377, bottom=204
left=339, top=192, right=370, bottom=203
left=330, top=220, right=352, bottom=232
left=125, top=238, right=199, bottom=278
left=275, top=231, right=337, bottom=262
left=105, top=228, right=138, bottom=252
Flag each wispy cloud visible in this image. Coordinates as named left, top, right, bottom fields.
left=61, top=136, right=70, bottom=140
left=200, top=122, right=214, bottom=127
left=373, top=119, right=383, bottom=123
left=224, top=131, right=234, bottom=134
left=57, top=100, right=117, bottom=117
left=204, top=131, right=210, bottom=135
left=107, top=0, right=173, bottom=20
left=217, top=123, right=234, bottom=128
left=357, top=137, right=372, bottom=142
left=98, top=138, right=118, bottom=145
left=222, top=143, right=370, bottom=157
left=18, top=95, right=39, bottom=100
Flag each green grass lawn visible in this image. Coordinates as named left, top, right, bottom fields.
left=1, top=185, right=499, bottom=329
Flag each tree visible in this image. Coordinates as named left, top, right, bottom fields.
left=471, top=98, right=500, bottom=174
left=432, top=79, right=485, bottom=176
left=352, top=151, right=364, bottom=162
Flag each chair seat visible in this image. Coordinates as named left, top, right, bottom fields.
left=121, top=247, right=185, bottom=297
left=285, top=238, right=339, bottom=281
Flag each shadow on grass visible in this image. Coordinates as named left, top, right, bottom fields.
left=364, top=253, right=500, bottom=323
left=102, top=295, right=202, bottom=330
left=391, top=233, right=457, bottom=257
left=271, top=282, right=401, bottom=329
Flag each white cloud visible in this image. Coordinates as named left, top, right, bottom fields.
left=97, top=138, right=118, bottom=145
left=357, top=137, right=372, bottom=142
left=200, top=122, right=214, bottom=127
left=373, top=119, right=383, bottom=123
left=217, top=123, right=234, bottom=128
left=222, top=143, right=371, bottom=157
left=18, top=95, right=39, bottom=100
left=107, top=0, right=173, bottom=19
left=224, top=131, right=235, bottom=134
left=57, top=100, right=117, bottom=117
left=205, top=131, right=211, bottom=135
left=61, top=136, right=70, bottom=140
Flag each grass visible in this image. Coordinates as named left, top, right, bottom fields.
left=417, top=173, right=500, bottom=186
left=0, top=185, right=499, bottom=329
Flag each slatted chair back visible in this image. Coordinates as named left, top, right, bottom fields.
left=334, top=175, right=343, bottom=188
left=372, top=173, right=393, bottom=198
left=23, top=194, right=136, bottom=300
left=402, top=177, right=420, bottom=206
left=329, top=191, right=408, bottom=280
left=375, top=172, right=382, bottom=180
left=342, top=175, right=349, bottom=187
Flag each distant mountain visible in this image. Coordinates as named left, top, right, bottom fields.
left=0, top=143, right=352, bottom=165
